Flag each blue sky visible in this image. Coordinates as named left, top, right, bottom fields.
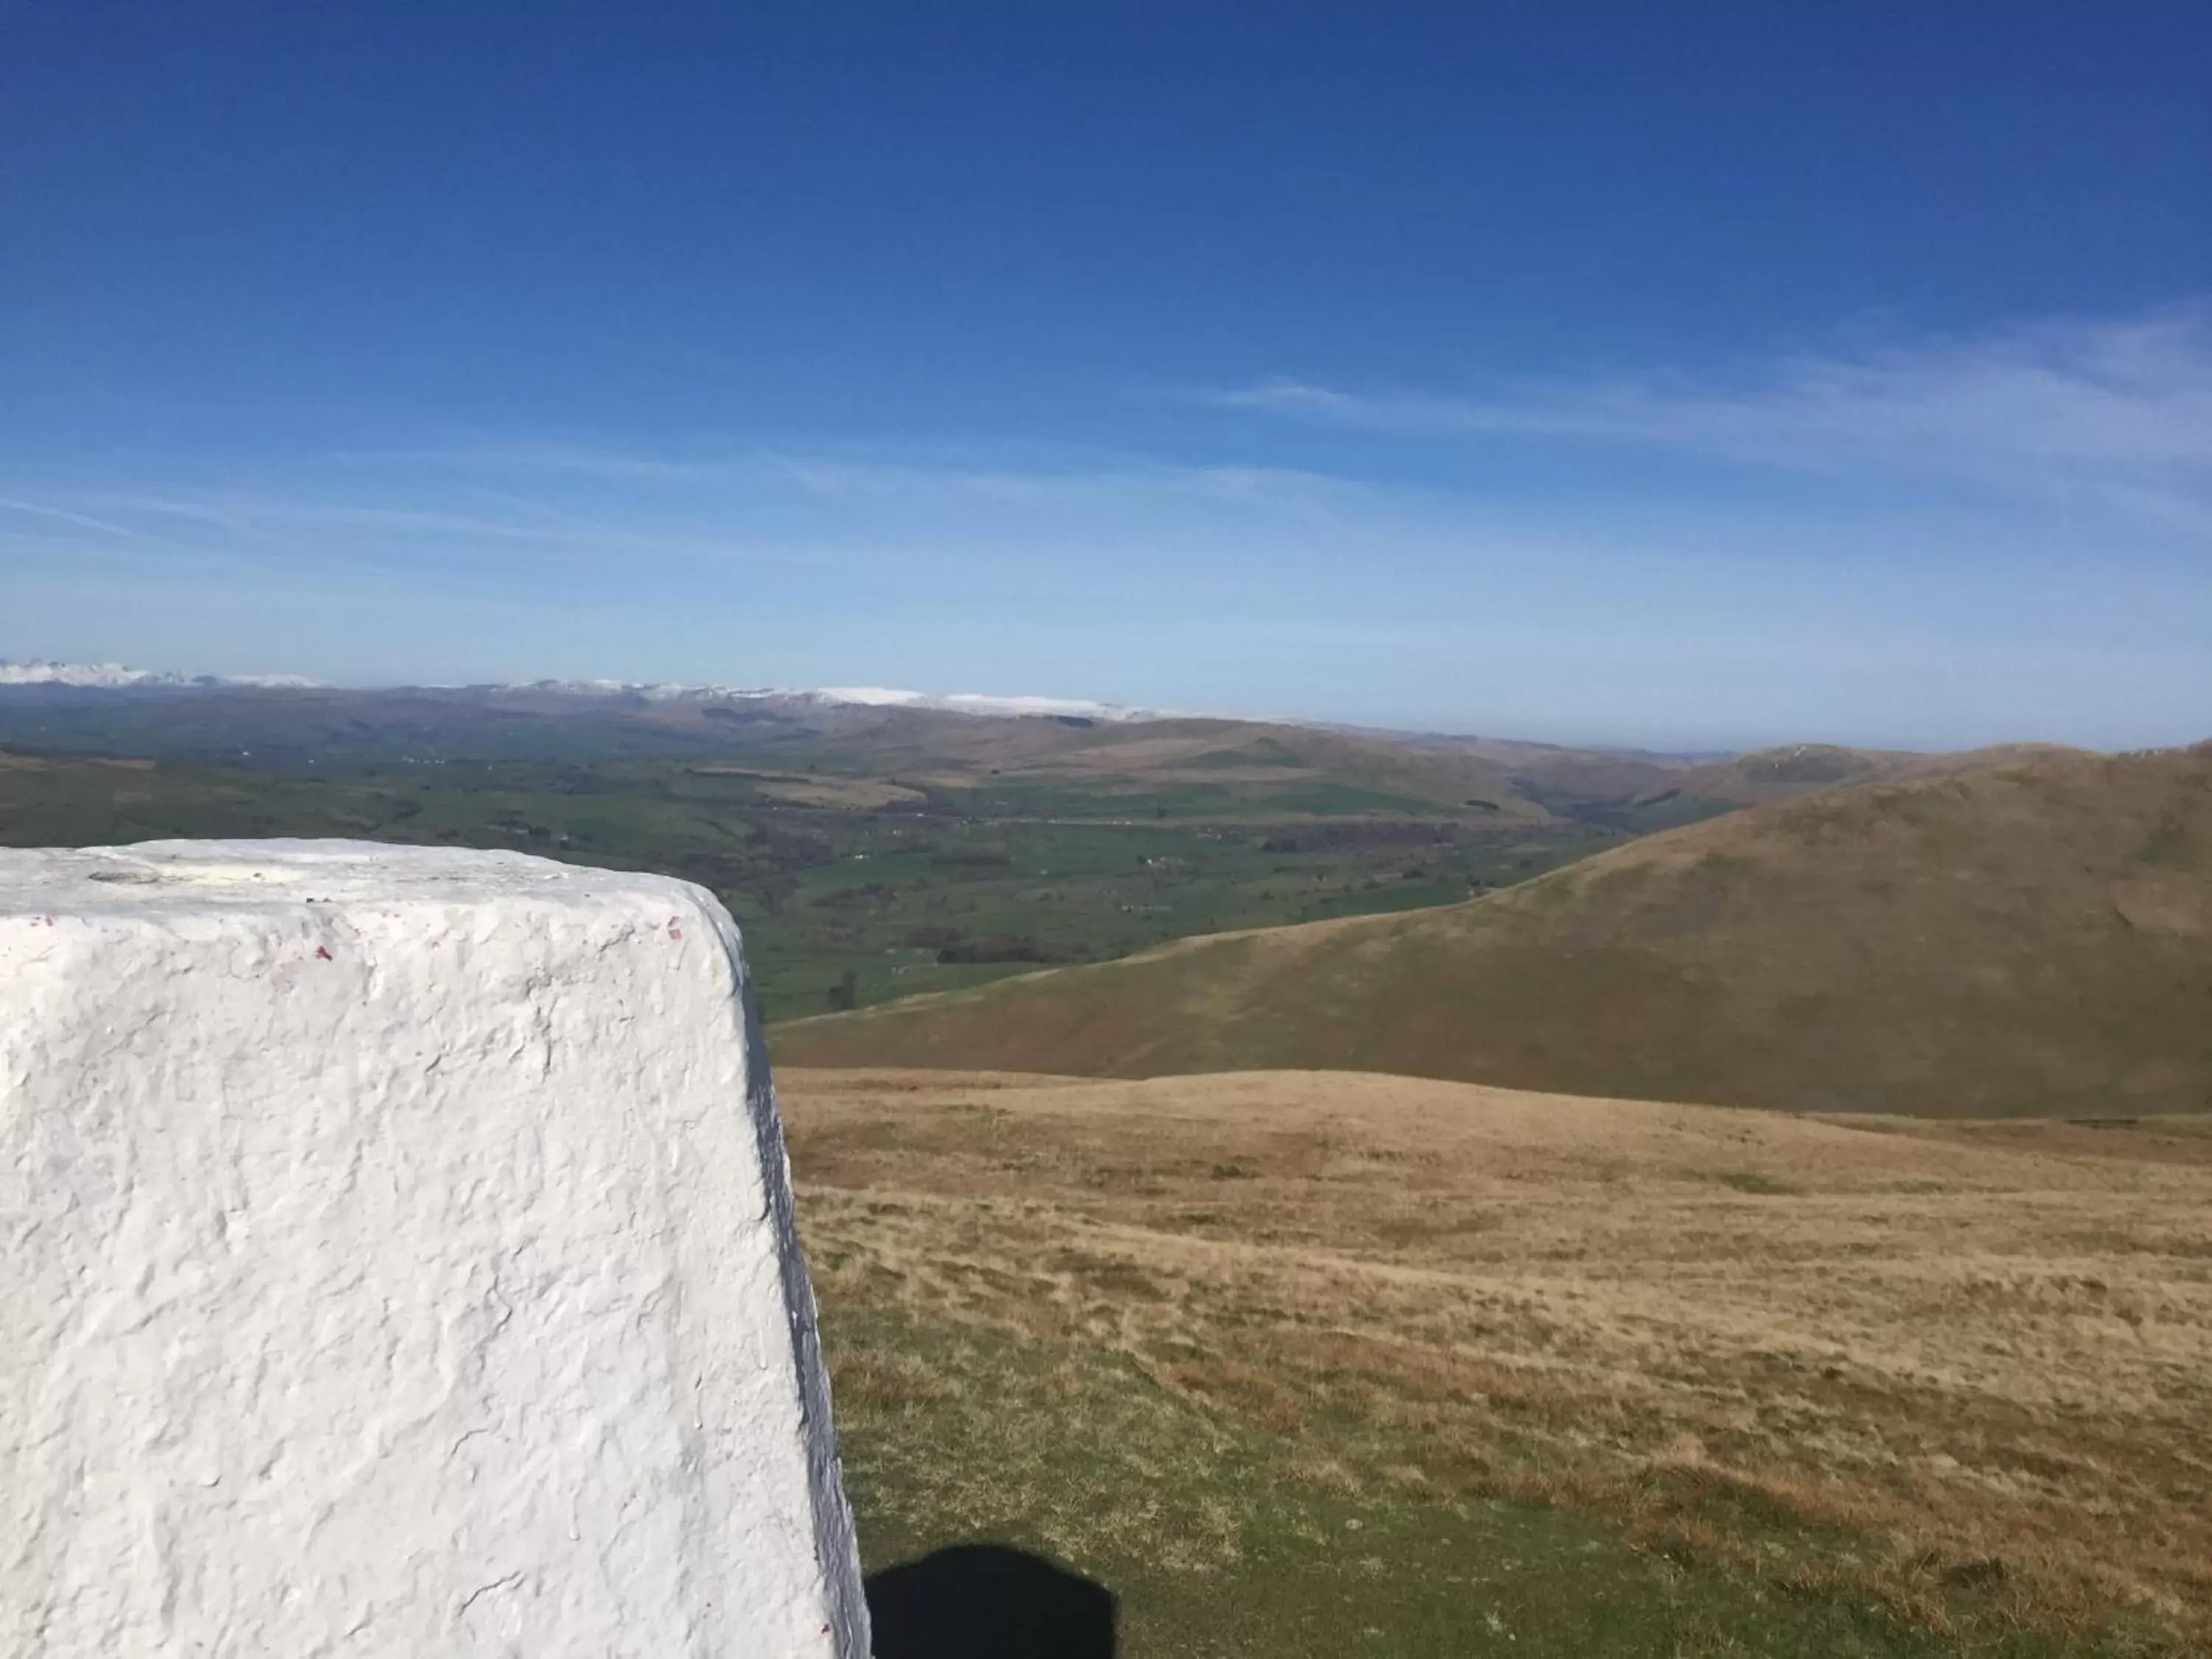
left=2, top=2, right=2206, bottom=748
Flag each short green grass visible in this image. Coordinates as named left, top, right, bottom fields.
left=1708, top=1169, right=1804, bottom=1195
left=826, top=1307, right=2127, bottom=1659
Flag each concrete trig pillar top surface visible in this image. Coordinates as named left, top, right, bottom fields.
left=0, top=840, right=868, bottom=1658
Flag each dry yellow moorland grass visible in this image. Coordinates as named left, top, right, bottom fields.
left=782, top=1067, right=2212, bottom=1646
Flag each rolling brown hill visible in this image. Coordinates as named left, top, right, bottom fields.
left=775, top=745, right=2212, bottom=1116
left=1414, top=734, right=2093, bottom=831
left=817, top=714, right=1551, bottom=819
left=1653, top=740, right=2084, bottom=808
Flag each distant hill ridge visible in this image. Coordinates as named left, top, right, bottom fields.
left=777, top=744, right=2212, bottom=1118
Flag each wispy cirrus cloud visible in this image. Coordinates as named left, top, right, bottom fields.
left=0, top=496, right=153, bottom=541
left=375, top=440, right=1360, bottom=515
left=1206, top=305, right=2212, bottom=531
left=0, top=444, right=1368, bottom=599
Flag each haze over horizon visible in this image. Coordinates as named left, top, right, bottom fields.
left=4, top=3, right=2207, bottom=752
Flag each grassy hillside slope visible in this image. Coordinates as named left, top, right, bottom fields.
left=776, top=745, right=2212, bottom=1116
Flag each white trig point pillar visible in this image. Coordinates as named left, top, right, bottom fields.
left=0, top=841, right=869, bottom=1658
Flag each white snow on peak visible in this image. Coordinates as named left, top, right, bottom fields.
left=521, top=681, right=1165, bottom=721
left=810, top=687, right=1162, bottom=720
left=0, top=660, right=175, bottom=688
left=939, top=692, right=1150, bottom=721
left=0, top=661, right=1165, bottom=721
left=516, top=678, right=798, bottom=704
left=0, top=660, right=326, bottom=689
left=810, top=686, right=931, bottom=709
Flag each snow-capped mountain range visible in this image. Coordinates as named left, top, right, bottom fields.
left=515, top=682, right=1161, bottom=722
left=0, top=660, right=325, bottom=690
left=0, top=661, right=1164, bottom=722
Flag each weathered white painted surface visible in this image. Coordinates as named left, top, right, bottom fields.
left=0, top=841, right=867, bottom=1658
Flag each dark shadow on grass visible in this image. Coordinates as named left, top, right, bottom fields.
left=866, top=1543, right=1116, bottom=1658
